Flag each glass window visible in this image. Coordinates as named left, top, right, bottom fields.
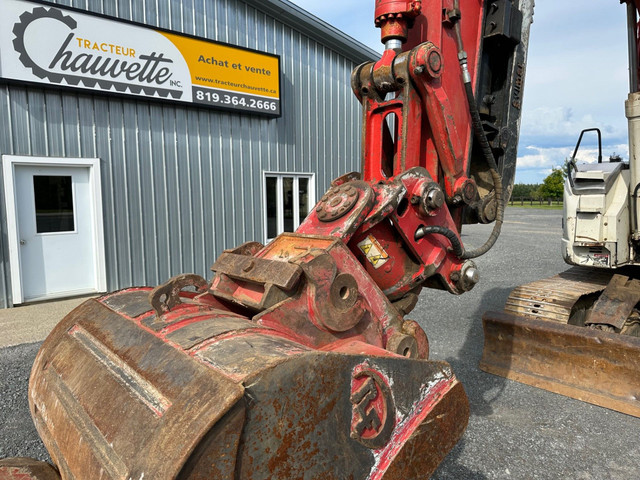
left=33, top=175, right=75, bottom=233
left=283, top=177, right=294, bottom=233
left=299, top=177, right=309, bottom=224
left=264, top=173, right=315, bottom=242
left=266, top=176, right=278, bottom=240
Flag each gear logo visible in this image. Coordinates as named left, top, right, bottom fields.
left=11, top=6, right=182, bottom=99
left=12, top=7, right=77, bottom=82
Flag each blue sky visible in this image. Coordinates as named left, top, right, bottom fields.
left=289, top=0, right=631, bottom=184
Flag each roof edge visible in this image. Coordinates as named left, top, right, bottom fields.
left=243, top=0, right=380, bottom=64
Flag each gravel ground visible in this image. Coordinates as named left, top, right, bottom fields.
left=426, top=209, right=640, bottom=479
left=0, top=341, right=49, bottom=462
left=1, top=207, right=638, bottom=478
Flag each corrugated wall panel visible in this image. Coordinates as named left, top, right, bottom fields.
left=135, top=102, right=157, bottom=284
left=0, top=86, right=11, bottom=307
left=0, top=0, right=371, bottom=307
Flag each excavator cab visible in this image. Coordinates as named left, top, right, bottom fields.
left=563, top=127, right=632, bottom=269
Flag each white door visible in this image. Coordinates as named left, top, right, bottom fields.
left=3, top=157, right=106, bottom=304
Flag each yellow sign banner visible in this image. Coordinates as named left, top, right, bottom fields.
left=161, top=32, right=280, bottom=114
left=162, top=32, right=279, bottom=96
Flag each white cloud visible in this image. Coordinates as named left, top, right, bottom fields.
left=518, top=106, right=626, bottom=148
left=517, top=145, right=572, bottom=169
left=515, top=143, right=629, bottom=183
left=518, top=0, right=630, bottom=151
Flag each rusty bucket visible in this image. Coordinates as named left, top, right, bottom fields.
left=22, top=290, right=469, bottom=479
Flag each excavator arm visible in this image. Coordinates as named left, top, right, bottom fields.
left=1, top=1, right=533, bottom=479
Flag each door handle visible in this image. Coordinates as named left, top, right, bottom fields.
left=19, top=239, right=26, bottom=246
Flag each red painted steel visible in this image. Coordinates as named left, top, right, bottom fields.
left=301, top=1, right=487, bottom=298
left=374, top=1, right=423, bottom=43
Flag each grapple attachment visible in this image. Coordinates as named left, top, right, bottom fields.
left=25, top=288, right=468, bottom=479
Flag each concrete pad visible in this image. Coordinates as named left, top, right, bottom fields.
left=0, top=296, right=96, bottom=348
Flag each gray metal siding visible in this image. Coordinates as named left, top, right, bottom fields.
left=0, top=0, right=366, bottom=307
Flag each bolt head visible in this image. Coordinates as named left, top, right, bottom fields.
left=425, top=188, right=445, bottom=209
left=428, top=51, right=442, bottom=73
left=463, top=267, right=480, bottom=285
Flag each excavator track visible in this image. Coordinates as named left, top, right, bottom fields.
left=503, top=267, right=611, bottom=323
left=481, top=267, right=640, bottom=417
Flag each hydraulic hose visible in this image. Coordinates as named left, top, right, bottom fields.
left=417, top=6, right=504, bottom=259
left=461, top=79, right=504, bottom=259
left=415, top=225, right=465, bottom=258
left=453, top=1, right=504, bottom=259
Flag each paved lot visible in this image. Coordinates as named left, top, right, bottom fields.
left=0, top=296, right=94, bottom=349
left=1, top=207, right=639, bottom=478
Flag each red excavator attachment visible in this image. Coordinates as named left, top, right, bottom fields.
left=25, top=271, right=468, bottom=479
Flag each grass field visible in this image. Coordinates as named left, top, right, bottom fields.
left=507, top=203, right=563, bottom=210
left=508, top=199, right=563, bottom=210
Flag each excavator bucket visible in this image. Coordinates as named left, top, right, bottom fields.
left=0, top=458, right=61, bottom=480
left=19, top=288, right=469, bottom=479
left=481, top=268, right=640, bottom=417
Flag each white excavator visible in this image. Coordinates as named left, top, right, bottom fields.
left=482, top=0, right=640, bottom=418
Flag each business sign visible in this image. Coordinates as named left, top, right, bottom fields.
left=0, top=0, right=281, bottom=116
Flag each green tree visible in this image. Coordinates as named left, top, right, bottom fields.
left=538, top=167, right=566, bottom=199
left=512, top=183, right=540, bottom=198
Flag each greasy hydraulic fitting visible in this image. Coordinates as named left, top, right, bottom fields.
left=423, top=184, right=445, bottom=211
left=374, top=0, right=422, bottom=46
left=452, top=177, right=478, bottom=205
